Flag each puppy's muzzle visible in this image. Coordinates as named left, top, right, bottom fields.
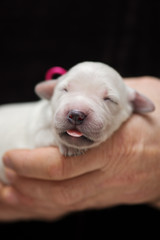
left=67, top=110, right=86, bottom=125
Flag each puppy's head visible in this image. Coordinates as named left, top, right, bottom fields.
left=35, top=62, right=155, bottom=151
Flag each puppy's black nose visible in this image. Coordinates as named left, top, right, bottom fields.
left=67, top=110, right=86, bottom=125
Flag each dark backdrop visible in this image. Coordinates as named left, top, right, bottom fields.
left=0, top=0, right=160, bottom=239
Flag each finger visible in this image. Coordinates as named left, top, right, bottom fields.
left=0, top=182, right=68, bottom=220
left=0, top=183, right=33, bottom=206
left=5, top=167, right=110, bottom=208
left=3, top=143, right=111, bottom=180
left=0, top=203, right=37, bottom=221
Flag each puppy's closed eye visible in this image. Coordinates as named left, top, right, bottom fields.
left=103, top=97, right=118, bottom=105
left=103, top=97, right=111, bottom=101
left=60, top=87, right=68, bottom=92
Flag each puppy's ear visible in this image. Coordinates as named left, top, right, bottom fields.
left=127, top=86, right=155, bottom=113
left=35, top=80, right=57, bottom=100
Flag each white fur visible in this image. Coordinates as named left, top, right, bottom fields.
left=0, top=62, right=155, bottom=182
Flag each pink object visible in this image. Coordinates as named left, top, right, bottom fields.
left=66, top=130, right=83, bottom=137
left=45, top=66, right=67, bottom=80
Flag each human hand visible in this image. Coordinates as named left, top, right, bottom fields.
left=1, top=76, right=160, bottom=221
left=0, top=197, right=45, bottom=221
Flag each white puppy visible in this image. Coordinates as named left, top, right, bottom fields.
left=0, top=62, right=155, bottom=182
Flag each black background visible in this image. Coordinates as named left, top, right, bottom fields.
left=0, top=0, right=160, bottom=239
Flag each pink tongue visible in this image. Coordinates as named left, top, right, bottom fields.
left=67, top=130, right=83, bottom=137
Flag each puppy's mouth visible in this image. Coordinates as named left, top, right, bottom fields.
left=59, top=129, right=94, bottom=147
left=66, top=129, right=83, bottom=137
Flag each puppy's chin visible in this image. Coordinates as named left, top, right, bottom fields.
left=59, top=132, right=94, bottom=148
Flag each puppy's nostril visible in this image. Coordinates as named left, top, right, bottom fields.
left=67, top=110, right=86, bottom=125
left=69, top=114, right=73, bottom=119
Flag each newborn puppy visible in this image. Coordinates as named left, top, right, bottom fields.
left=0, top=62, right=155, bottom=182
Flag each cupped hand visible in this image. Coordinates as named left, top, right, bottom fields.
left=1, top=76, right=160, bottom=221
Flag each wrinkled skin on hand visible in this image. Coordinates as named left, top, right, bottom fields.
left=0, top=77, right=160, bottom=221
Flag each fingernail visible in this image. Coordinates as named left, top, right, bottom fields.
left=3, top=155, right=14, bottom=169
